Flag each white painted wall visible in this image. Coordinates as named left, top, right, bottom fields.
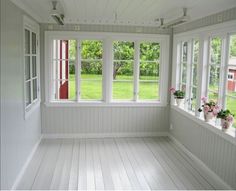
left=170, top=108, right=236, bottom=189
left=0, top=0, right=41, bottom=189
left=42, top=105, right=168, bottom=135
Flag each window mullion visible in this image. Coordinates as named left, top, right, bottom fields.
left=103, top=39, right=113, bottom=103
left=77, top=40, right=81, bottom=101
left=134, top=41, right=140, bottom=101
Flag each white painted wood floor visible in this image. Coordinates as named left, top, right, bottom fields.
left=17, top=137, right=217, bottom=190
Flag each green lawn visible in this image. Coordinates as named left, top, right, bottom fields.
left=68, top=74, right=159, bottom=100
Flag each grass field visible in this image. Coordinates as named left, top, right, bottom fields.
left=68, top=74, right=159, bottom=100
left=69, top=74, right=158, bottom=100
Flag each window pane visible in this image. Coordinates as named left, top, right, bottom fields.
left=113, top=41, right=134, bottom=60
left=229, top=34, right=236, bottom=59
left=69, top=61, right=76, bottom=100
left=140, top=61, right=159, bottom=80
left=181, top=63, right=187, bottom=83
left=227, top=68, right=236, bottom=96
left=139, top=82, right=159, bottom=100
left=32, top=32, right=36, bottom=54
left=32, top=56, right=37, bottom=77
left=25, top=81, right=31, bottom=106
left=192, top=64, right=197, bottom=86
left=193, top=40, right=199, bottom=63
left=182, top=42, right=188, bottom=62
left=226, top=96, right=236, bottom=127
left=113, top=81, right=133, bottom=100
left=80, top=61, right=102, bottom=100
left=113, top=41, right=134, bottom=100
left=189, top=87, right=197, bottom=111
left=33, top=79, right=37, bottom=100
left=52, top=40, right=76, bottom=100
left=113, top=61, right=133, bottom=100
left=210, top=37, right=222, bottom=65
left=81, top=40, right=102, bottom=60
left=140, top=42, right=160, bottom=61
left=25, top=56, right=30, bottom=80
left=25, top=29, right=30, bottom=54
left=139, top=60, right=159, bottom=100
left=208, top=91, right=218, bottom=101
left=209, top=65, right=220, bottom=100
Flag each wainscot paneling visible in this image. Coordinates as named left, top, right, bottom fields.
left=170, top=108, right=236, bottom=189
left=42, top=106, right=168, bottom=135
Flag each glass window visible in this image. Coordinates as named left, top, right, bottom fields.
left=179, top=41, right=188, bottom=92
left=189, top=40, right=199, bottom=111
left=112, top=41, right=134, bottom=100
left=226, top=34, right=236, bottom=128
left=52, top=40, right=76, bottom=100
left=208, top=37, right=222, bottom=102
left=24, top=28, right=39, bottom=109
left=139, top=42, right=160, bottom=100
left=80, top=40, right=103, bottom=100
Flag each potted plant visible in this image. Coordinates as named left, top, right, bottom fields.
left=217, top=109, right=235, bottom=132
left=170, top=87, right=185, bottom=106
left=198, top=97, right=219, bottom=122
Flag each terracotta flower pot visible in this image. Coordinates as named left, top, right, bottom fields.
left=221, top=119, right=233, bottom=132
left=175, top=98, right=184, bottom=107
left=204, top=112, right=215, bottom=122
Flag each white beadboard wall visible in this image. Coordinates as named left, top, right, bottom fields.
left=0, top=0, right=41, bottom=189
left=170, top=108, right=236, bottom=189
left=42, top=106, right=168, bottom=135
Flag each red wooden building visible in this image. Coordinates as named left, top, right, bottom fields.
left=227, top=57, right=236, bottom=92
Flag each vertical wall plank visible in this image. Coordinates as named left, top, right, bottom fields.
left=170, top=109, right=236, bottom=189
left=42, top=106, right=167, bottom=135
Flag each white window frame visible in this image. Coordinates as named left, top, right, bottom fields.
left=23, top=16, right=40, bottom=118
left=45, top=31, right=169, bottom=106
left=172, top=20, right=236, bottom=138
left=227, top=72, right=234, bottom=81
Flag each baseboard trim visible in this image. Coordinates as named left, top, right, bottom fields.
left=42, top=132, right=169, bottom=139
left=11, top=135, right=42, bottom=190
left=168, top=134, right=232, bottom=190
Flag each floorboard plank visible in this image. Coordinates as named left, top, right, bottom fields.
left=16, top=139, right=48, bottom=190
left=68, top=139, right=80, bottom=190
left=115, top=138, right=150, bottom=190
left=91, top=139, right=104, bottom=190
left=78, top=139, right=87, bottom=190
left=126, top=138, right=177, bottom=190
left=143, top=137, right=186, bottom=190
left=97, top=139, right=114, bottom=190
left=31, top=139, right=61, bottom=190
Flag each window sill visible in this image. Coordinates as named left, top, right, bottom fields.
left=44, top=100, right=167, bottom=107
left=171, top=104, right=236, bottom=145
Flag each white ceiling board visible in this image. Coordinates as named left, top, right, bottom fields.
left=11, top=0, right=236, bottom=26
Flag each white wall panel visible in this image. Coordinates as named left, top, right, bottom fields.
left=42, top=106, right=168, bottom=135
left=170, top=108, right=236, bottom=189
left=0, top=0, right=41, bottom=189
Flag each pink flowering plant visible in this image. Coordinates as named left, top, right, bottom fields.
left=198, top=97, right=220, bottom=116
left=169, top=87, right=185, bottom=99
left=217, top=109, right=235, bottom=122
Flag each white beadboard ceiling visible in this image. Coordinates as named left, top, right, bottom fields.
left=12, top=0, right=236, bottom=26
